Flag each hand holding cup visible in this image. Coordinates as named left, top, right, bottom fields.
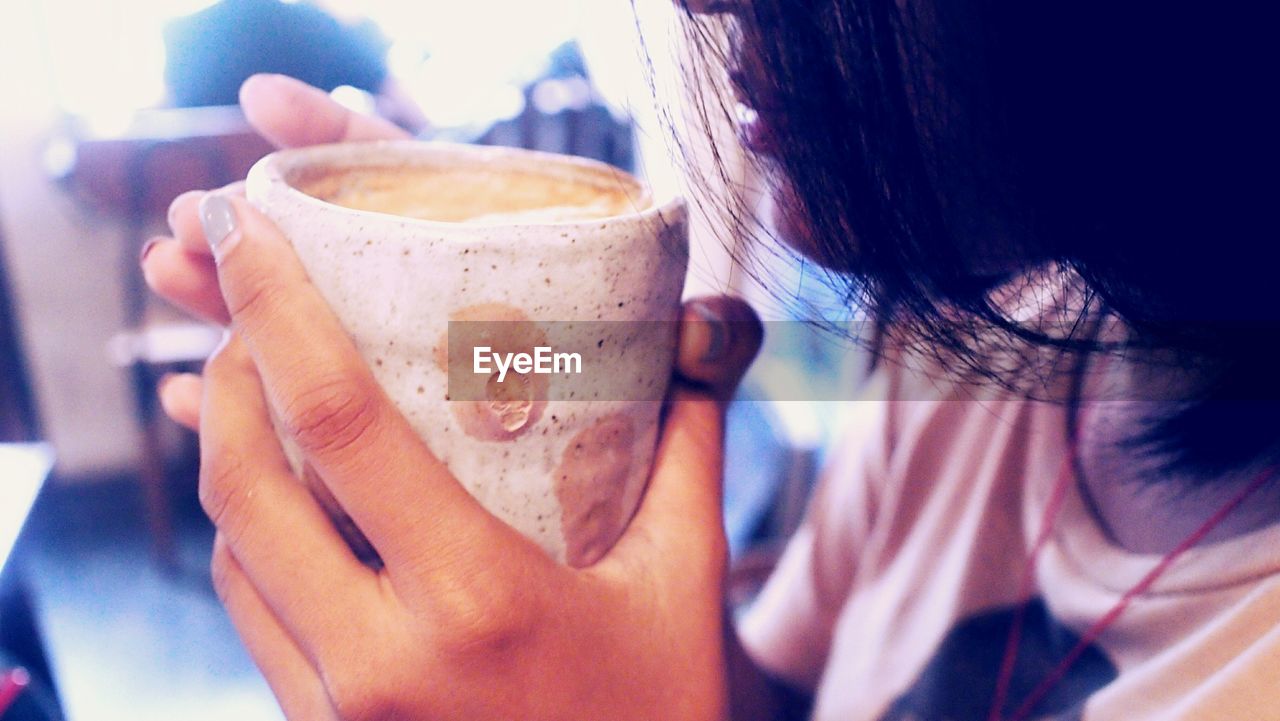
left=142, top=73, right=764, bottom=721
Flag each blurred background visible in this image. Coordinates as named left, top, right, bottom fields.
left=0, top=1, right=867, bottom=719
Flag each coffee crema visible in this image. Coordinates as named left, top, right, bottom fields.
left=293, top=164, right=649, bottom=224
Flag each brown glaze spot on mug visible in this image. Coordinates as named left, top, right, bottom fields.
left=302, top=462, right=382, bottom=568
left=436, top=303, right=548, bottom=442
left=554, top=413, right=636, bottom=567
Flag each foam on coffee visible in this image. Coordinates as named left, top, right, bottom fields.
left=294, top=164, right=649, bottom=224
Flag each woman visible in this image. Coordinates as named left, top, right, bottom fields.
left=141, top=0, right=1280, bottom=719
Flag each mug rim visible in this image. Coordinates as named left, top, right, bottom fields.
left=246, top=140, right=685, bottom=232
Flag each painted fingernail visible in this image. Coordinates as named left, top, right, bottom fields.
left=199, top=194, right=239, bottom=259
left=690, top=301, right=730, bottom=363
left=139, top=237, right=160, bottom=264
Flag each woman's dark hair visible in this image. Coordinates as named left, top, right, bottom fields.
left=669, top=1, right=1280, bottom=480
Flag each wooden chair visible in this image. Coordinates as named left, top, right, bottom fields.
left=60, top=107, right=272, bottom=571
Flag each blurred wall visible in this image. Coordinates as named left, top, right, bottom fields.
left=0, top=0, right=143, bottom=479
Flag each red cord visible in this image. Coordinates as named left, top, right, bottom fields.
left=987, top=440, right=1278, bottom=721
left=0, top=667, right=31, bottom=716
left=986, top=449, right=1077, bottom=721
left=1005, top=465, right=1277, bottom=721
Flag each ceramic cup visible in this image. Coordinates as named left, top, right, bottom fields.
left=244, top=141, right=688, bottom=567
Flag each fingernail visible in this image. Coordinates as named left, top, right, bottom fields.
left=690, top=301, right=730, bottom=363
left=199, top=194, right=239, bottom=259
left=139, top=237, right=160, bottom=264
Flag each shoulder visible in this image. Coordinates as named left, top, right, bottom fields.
left=838, top=265, right=1086, bottom=531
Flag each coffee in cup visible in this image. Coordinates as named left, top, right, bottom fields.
left=293, top=163, right=649, bottom=224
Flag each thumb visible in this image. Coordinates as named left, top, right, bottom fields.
left=676, top=296, right=764, bottom=403
left=604, top=297, right=762, bottom=577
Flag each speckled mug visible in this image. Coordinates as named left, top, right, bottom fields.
left=245, top=141, right=688, bottom=567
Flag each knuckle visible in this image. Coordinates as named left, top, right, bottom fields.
left=325, top=671, right=399, bottom=721
left=224, top=264, right=287, bottom=330
left=281, top=374, right=380, bottom=459
left=433, top=568, right=543, bottom=660
left=199, top=450, right=256, bottom=549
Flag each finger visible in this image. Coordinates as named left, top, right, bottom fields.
left=158, top=372, right=203, bottom=431
left=200, top=333, right=386, bottom=662
left=677, top=296, right=764, bottom=401
left=240, top=74, right=411, bottom=149
left=210, top=537, right=339, bottom=721
left=169, top=190, right=211, bottom=256
left=169, top=184, right=245, bottom=258
left=141, top=236, right=231, bottom=325
left=198, top=195, right=502, bottom=578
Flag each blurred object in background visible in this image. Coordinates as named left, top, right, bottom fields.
left=0, top=223, right=41, bottom=445
left=165, top=0, right=384, bottom=106
left=58, top=106, right=274, bottom=571
left=474, top=40, right=634, bottom=172
left=0, top=444, right=62, bottom=721
left=163, top=0, right=427, bottom=134
left=333, top=0, right=588, bottom=137
left=1, top=226, right=57, bottom=718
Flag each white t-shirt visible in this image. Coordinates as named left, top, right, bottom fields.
left=740, top=363, right=1280, bottom=720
